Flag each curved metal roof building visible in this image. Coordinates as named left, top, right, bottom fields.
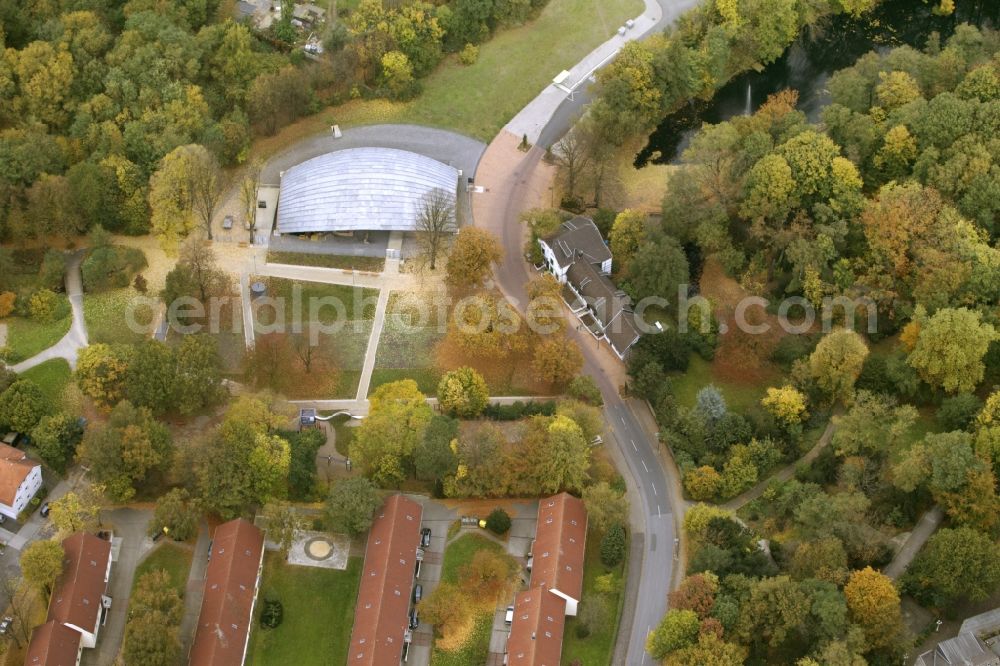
left=275, top=147, right=459, bottom=234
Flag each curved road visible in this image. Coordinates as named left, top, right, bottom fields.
left=472, top=1, right=705, bottom=662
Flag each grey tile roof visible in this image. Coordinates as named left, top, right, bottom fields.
left=545, top=217, right=611, bottom=266
left=276, top=147, right=459, bottom=234
left=565, top=260, right=640, bottom=357
left=916, top=633, right=1000, bottom=666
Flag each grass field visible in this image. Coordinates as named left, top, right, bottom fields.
left=432, top=534, right=512, bottom=666
left=84, top=289, right=156, bottom=345
left=562, top=531, right=626, bottom=665
left=133, top=542, right=193, bottom=597
left=4, top=305, right=72, bottom=362
left=247, top=553, right=363, bottom=666
left=669, top=355, right=770, bottom=414
left=250, top=0, right=643, bottom=152
left=266, top=251, right=386, bottom=273
left=19, top=359, right=71, bottom=403
left=369, top=368, right=443, bottom=396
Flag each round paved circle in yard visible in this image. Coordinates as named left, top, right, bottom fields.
left=306, top=537, right=333, bottom=560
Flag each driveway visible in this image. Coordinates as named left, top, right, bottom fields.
left=406, top=496, right=456, bottom=666
left=81, top=508, right=154, bottom=666
left=178, top=522, right=212, bottom=656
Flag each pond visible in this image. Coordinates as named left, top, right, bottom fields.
left=635, top=0, right=1000, bottom=166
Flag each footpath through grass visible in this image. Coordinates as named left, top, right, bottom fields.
left=248, top=553, right=363, bottom=666
left=132, top=542, right=193, bottom=597
left=4, top=304, right=72, bottom=362
left=19, top=359, right=71, bottom=403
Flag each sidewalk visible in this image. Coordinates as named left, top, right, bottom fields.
left=504, top=0, right=663, bottom=144
left=178, top=523, right=212, bottom=656
left=884, top=506, right=944, bottom=580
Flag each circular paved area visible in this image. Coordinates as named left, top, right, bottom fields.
left=261, top=124, right=487, bottom=185
left=306, top=536, right=335, bottom=560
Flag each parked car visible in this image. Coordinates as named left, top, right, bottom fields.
left=0, top=514, right=6, bottom=524
left=409, top=608, right=419, bottom=630
left=420, top=528, right=431, bottom=548
left=39, top=502, right=50, bottom=518
left=505, top=606, right=514, bottom=626
left=413, top=584, right=423, bottom=603
left=0, top=616, right=11, bottom=635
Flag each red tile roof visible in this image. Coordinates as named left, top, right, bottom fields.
left=0, top=443, right=37, bottom=507
left=48, top=533, right=111, bottom=633
left=348, top=494, right=423, bottom=666
left=24, top=620, right=82, bottom=666
left=530, top=493, right=587, bottom=602
left=189, top=518, right=265, bottom=666
left=506, top=587, right=567, bottom=666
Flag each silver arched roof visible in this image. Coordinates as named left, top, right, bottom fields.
left=276, top=147, right=459, bottom=234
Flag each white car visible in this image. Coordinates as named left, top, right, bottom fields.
left=504, top=606, right=514, bottom=625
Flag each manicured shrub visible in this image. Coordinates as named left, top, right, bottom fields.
left=600, top=522, right=627, bottom=567
left=486, top=507, right=511, bottom=535
left=261, top=599, right=283, bottom=628
left=458, top=43, right=479, bottom=65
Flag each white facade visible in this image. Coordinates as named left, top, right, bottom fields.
left=0, top=464, right=41, bottom=520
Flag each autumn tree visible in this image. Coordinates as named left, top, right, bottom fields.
left=831, top=391, right=917, bottom=458
left=553, top=126, right=589, bottom=201
left=418, top=581, right=473, bottom=646
left=445, top=227, right=502, bottom=291
left=77, top=401, right=172, bottom=503
left=908, top=307, right=996, bottom=394
left=609, top=209, right=647, bottom=272
left=149, top=488, right=199, bottom=541
left=437, top=366, right=489, bottom=417
left=262, top=501, right=305, bottom=557
left=149, top=144, right=222, bottom=249
left=239, top=157, right=263, bottom=242
left=20, top=539, right=64, bottom=598
left=761, top=385, right=808, bottom=426
left=531, top=335, right=583, bottom=387
left=49, top=488, right=102, bottom=535
left=326, top=477, right=382, bottom=537
left=0, top=379, right=46, bottom=433
left=843, top=567, right=902, bottom=649
left=904, top=527, right=1000, bottom=608
left=414, top=415, right=459, bottom=483
left=122, top=570, right=183, bottom=666
left=31, top=413, right=84, bottom=473
left=625, top=232, right=690, bottom=305
left=582, top=481, right=629, bottom=535
left=75, top=343, right=131, bottom=408
left=416, top=188, right=456, bottom=270
left=647, top=609, right=700, bottom=659
left=808, top=329, right=868, bottom=402
left=193, top=395, right=291, bottom=518
left=351, top=380, right=433, bottom=486
left=447, top=292, right=526, bottom=360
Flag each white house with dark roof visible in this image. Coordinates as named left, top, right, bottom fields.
left=0, top=442, right=42, bottom=520
left=538, top=217, right=640, bottom=360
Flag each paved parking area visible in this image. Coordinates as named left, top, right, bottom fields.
left=407, top=496, right=457, bottom=666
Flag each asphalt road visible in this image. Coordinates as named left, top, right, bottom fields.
left=536, top=0, right=703, bottom=150
left=483, top=140, right=675, bottom=664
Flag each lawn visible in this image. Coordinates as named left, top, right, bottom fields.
left=247, top=553, right=363, bottom=666
left=267, top=250, right=385, bottom=273
left=84, top=288, right=156, bottom=345
left=132, top=542, right=193, bottom=597
left=371, top=291, right=447, bottom=396
left=250, top=0, right=643, bottom=150
left=19, top=359, right=71, bottom=403
left=432, top=533, right=512, bottom=666
left=669, top=355, right=770, bottom=414
left=562, top=531, right=626, bottom=666
left=369, top=368, right=443, bottom=396
left=3, top=301, right=72, bottom=362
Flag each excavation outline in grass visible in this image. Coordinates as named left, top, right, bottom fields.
left=84, top=288, right=156, bottom=345
left=247, top=552, right=363, bottom=666
left=266, top=250, right=385, bottom=273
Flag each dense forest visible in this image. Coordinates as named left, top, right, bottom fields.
left=0, top=0, right=553, bottom=243
left=633, top=20, right=1000, bottom=666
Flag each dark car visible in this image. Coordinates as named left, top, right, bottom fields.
left=39, top=502, right=50, bottom=518
left=420, top=527, right=431, bottom=548
left=413, top=584, right=423, bottom=604
left=409, top=608, right=419, bottom=630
